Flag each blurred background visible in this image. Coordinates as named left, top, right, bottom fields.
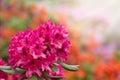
left=0, top=0, right=120, bottom=80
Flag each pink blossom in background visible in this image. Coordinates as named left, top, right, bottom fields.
left=94, top=43, right=116, bottom=60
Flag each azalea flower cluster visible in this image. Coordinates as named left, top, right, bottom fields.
left=95, top=60, right=120, bottom=80
left=8, top=21, right=71, bottom=79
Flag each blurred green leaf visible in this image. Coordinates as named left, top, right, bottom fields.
left=7, top=17, right=28, bottom=30
left=29, top=75, right=39, bottom=80
left=82, top=63, right=93, bottom=73
left=114, top=51, right=120, bottom=61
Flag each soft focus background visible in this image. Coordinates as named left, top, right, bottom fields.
left=0, top=0, right=120, bottom=80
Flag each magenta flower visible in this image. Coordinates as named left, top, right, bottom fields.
left=0, top=58, right=6, bottom=66
left=8, top=21, right=71, bottom=78
left=0, top=58, right=8, bottom=80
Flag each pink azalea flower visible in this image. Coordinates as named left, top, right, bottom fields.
left=0, top=58, right=8, bottom=80
left=8, top=21, right=71, bottom=78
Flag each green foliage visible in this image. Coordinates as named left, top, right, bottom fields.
left=7, top=17, right=28, bottom=30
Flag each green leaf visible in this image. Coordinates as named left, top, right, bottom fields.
left=58, top=61, right=79, bottom=71
left=48, top=75, right=63, bottom=79
left=0, top=66, right=11, bottom=70
left=51, top=65, right=59, bottom=72
left=43, top=72, right=63, bottom=79
left=0, top=66, right=26, bottom=74
left=2, top=69, right=24, bottom=74
left=29, top=75, right=43, bottom=80
left=16, top=68, right=26, bottom=73
left=29, top=75, right=38, bottom=80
